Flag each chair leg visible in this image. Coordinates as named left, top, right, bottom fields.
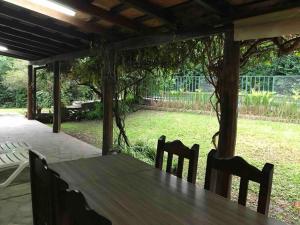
left=0, top=161, right=29, bottom=188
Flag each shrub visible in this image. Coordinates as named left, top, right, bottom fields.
left=84, top=102, right=103, bottom=120
left=122, top=141, right=156, bottom=165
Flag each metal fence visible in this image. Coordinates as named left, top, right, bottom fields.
left=142, top=75, right=300, bottom=97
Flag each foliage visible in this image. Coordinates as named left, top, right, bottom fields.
left=0, top=57, right=27, bottom=108
left=121, top=141, right=156, bottom=165
left=84, top=103, right=103, bottom=120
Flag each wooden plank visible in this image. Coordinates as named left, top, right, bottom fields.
left=27, top=65, right=34, bottom=120
left=216, top=29, right=240, bottom=197
left=53, top=61, right=61, bottom=133
left=50, top=155, right=286, bottom=225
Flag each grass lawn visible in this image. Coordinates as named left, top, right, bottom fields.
left=61, top=110, right=300, bottom=224
left=0, top=108, right=26, bottom=114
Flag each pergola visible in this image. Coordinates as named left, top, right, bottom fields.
left=0, top=0, right=299, bottom=196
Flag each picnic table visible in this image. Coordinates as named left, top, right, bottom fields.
left=50, top=154, right=286, bottom=225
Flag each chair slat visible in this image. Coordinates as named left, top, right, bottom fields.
left=176, top=156, right=184, bottom=178
left=166, top=152, right=173, bottom=174
left=238, top=178, right=249, bottom=206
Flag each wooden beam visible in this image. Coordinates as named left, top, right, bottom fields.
left=0, top=37, right=59, bottom=55
left=29, top=49, right=90, bottom=65
left=0, top=50, right=35, bottom=60
left=59, top=0, right=145, bottom=32
left=0, top=16, right=86, bottom=48
left=0, top=26, right=76, bottom=52
left=234, top=7, right=300, bottom=40
left=27, top=65, right=34, bottom=120
left=193, top=0, right=234, bottom=16
left=235, top=0, right=300, bottom=19
left=0, top=41, right=49, bottom=58
left=53, top=61, right=61, bottom=133
left=102, top=50, right=115, bottom=155
left=111, top=26, right=229, bottom=51
left=216, top=29, right=240, bottom=198
left=1, top=0, right=105, bottom=34
left=121, top=0, right=175, bottom=28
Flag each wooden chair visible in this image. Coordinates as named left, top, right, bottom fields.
left=204, top=149, right=274, bottom=215
left=29, top=150, right=55, bottom=225
left=155, top=135, right=199, bottom=184
left=49, top=169, right=112, bottom=225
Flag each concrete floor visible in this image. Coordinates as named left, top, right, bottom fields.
left=0, top=113, right=102, bottom=225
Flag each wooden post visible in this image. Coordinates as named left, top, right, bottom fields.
left=33, top=68, right=37, bottom=119
left=27, top=65, right=34, bottom=120
left=216, top=29, right=240, bottom=197
left=53, top=61, right=61, bottom=133
left=102, top=50, right=115, bottom=155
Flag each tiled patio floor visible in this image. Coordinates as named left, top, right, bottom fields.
left=0, top=113, right=102, bottom=225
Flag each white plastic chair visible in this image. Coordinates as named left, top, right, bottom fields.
left=0, top=142, right=31, bottom=188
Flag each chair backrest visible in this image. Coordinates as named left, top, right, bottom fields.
left=155, top=135, right=199, bottom=184
left=49, top=169, right=112, bottom=225
left=29, top=150, right=55, bottom=225
left=204, top=149, right=274, bottom=215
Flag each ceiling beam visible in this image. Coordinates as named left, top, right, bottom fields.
left=0, top=41, right=49, bottom=58
left=0, top=37, right=60, bottom=55
left=121, top=0, right=175, bottom=28
left=0, top=16, right=86, bottom=48
left=111, top=26, right=229, bottom=51
left=30, top=49, right=90, bottom=65
left=0, top=50, right=36, bottom=60
left=234, top=0, right=300, bottom=19
left=193, top=0, right=235, bottom=16
left=0, top=27, right=76, bottom=52
left=1, top=0, right=105, bottom=35
left=0, top=1, right=90, bottom=42
left=59, top=0, right=146, bottom=32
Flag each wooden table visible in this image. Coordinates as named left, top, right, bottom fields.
left=50, top=154, right=286, bottom=225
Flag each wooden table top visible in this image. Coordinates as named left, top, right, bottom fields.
left=50, top=154, right=286, bottom=225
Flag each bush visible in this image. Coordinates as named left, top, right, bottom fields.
left=122, top=141, right=156, bottom=165
left=84, top=102, right=103, bottom=120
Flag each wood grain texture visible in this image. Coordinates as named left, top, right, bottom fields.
left=50, top=154, right=286, bottom=225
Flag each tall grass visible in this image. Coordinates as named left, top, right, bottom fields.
left=146, top=90, right=300, bottom=121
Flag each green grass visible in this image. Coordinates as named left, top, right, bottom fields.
left=61, top=110, right=299, bottom=224
left=0, top=108, right=26, bottom=114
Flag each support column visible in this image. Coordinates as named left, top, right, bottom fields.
left=53, top=61, right=61, bottom=133
left=33, top=68, right=37, bottom=119
left=216, top=29, right=240, bottom=197
left=102, top=50, right=115, bottom=155
left=27, top=65, right=34, bottom=120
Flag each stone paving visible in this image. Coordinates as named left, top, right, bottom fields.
left=0, top=113, right=102, bottom=225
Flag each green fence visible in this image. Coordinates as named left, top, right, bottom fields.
left=141, top=76, right=300, bottom=121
